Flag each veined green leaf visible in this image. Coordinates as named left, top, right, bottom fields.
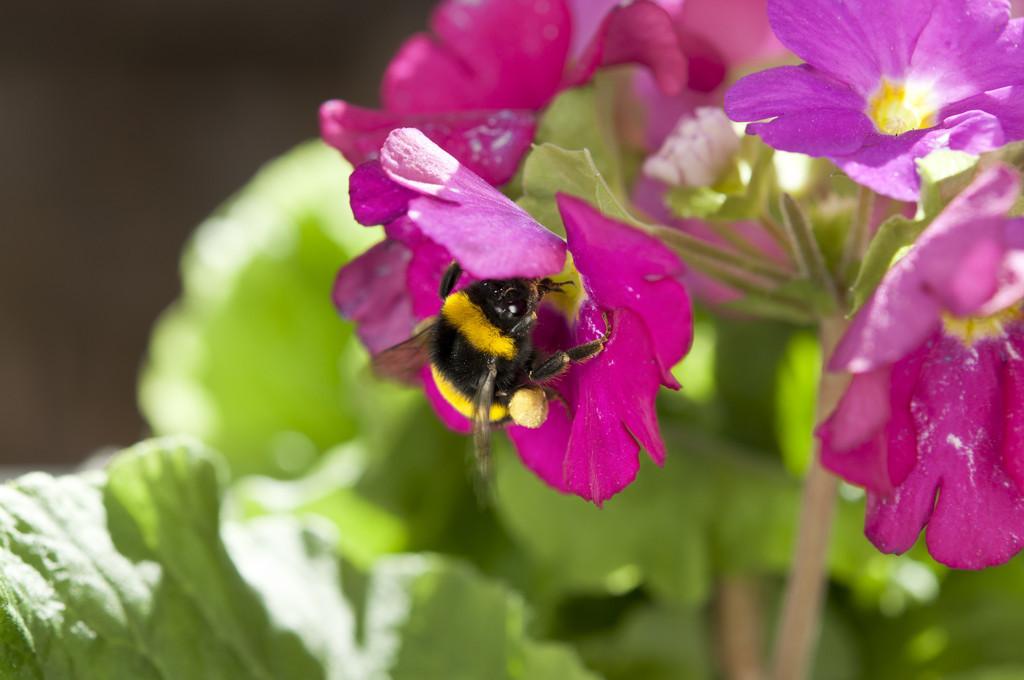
left=0, top=439, right=596, bottom=680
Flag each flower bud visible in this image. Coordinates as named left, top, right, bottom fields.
left=642, top=107, right=740, bottom=188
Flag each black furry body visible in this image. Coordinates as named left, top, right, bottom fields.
left=429, top=278, right=539, bottom=408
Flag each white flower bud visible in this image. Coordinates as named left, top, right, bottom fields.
left=642, top=107, right=741, bottom=188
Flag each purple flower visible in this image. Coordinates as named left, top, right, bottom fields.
left=321, top=0, right=685, bottom=186
left=725, top=0, right=1024, bottom=201
left=818, top=165, right=1024, bottom=568
left=335, top=128, right=693, bottom=503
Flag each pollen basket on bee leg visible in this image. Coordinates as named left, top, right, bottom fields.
left=441, top=291, right=517, bottom=359
left=509, top=387, right=548, bottom=429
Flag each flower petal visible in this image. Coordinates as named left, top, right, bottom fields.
left=831, top=165, right=1021, bottom=372
left=868, top=335, right=1024, bottom=569
left=820, top=346, right=927, bottom=492
left=726, top=65, right=865, bottom=121
left=381, top=129, right=567, bottom=279
left=557, top=195, right=693, bottom=386
left=767, top=0, right=933, bottom=95
left=746, top=109, right=875, bottom=156
left=1003, top=327, right=1024, bottom=493
left=910, top=2, right=1021, bottom=104
left=321, top=101, right=537, bottom=186
left=679, top=0, right=785, bottom=69
left=567, top=0, right=687, bottom=95
left=348, top=161, right=417, bottom=227
left=332, top=239, right=416, bottom=354
left=382, top=0, right=572, bottom=113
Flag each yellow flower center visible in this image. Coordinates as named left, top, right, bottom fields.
left=942, top=307, right=1024, bottom=346
left=866, top=79, right=936, bottom=135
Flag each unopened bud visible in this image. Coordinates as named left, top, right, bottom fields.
left=642, top=107, right=740, bottom=188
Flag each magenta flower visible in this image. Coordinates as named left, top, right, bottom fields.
left=818, top=165, right=1024, bottom=568
left=508, top=196, right=692, bottom=503
left=321, top=0, right=685, bottom=186
left=335, top=128, right=692, bottom=503
left=725, top=0, right=1024, bottom=201
left=336, top=128, right=566, bottom=354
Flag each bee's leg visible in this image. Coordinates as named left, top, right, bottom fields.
left=508, top=310, right=539, bottom=336
left=529, top=313, right=612, bottom=382
left=537, top=278, right=575, bottom=297
left=542, top=386, right=569, bottom=410
left=439, top=261, right=462, bottom=299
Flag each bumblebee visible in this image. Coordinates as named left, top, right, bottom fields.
left=373, top=261, right=610, bottom=480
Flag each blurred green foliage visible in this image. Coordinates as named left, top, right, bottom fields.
left=4, top=140, right=1024, bottom=679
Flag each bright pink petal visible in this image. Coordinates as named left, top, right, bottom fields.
left=333, top=239, right=416, bottom=354
left=820, top=369, right=891, bottom=455
left=831, top=165, right=1021, bottom=372
left=348, top=161, right=417, bottom=227
left=567, top=0, right=686, bottom=95
left=382, top=0, right=572, bottom=113
left=511, top=306, right=668, bottom=504
left=321, top=101, right=537, bottom=186
left=868, top=334, right=1024, bottom=569
left=380, top=129, right=566, bottom=279
left=1003, top=326, right=1024, bottom=492
left=566, top=306, right=666, bottom=503
left=679, top=0, right=785, bottom=68
left=820, top=346, right=927, bottom=492
left=509, top=399, right=574, bottom=490
left=558, top=195, right=692, bottom=386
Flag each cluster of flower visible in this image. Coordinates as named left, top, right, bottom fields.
left=324, top=0, right=1024, bottom=569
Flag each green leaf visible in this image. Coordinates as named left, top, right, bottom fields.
left=857, top=559, right=1024, bottom=679
left=849, top=214, right=924, bottom=312
left=664, top=186, right=729, bottom=219
left=140, top=140, right=413, bottom=478
left=917, top=149, right=979, bottom=221
left=575, top=603, right=712, bottom=680
left=0, top=439, right=597, bottom=680
left=518, top=143, right=642, bottom=234
left=534, top=84, right=624, bottom=195
left=493, top=429, right=883, bottom=606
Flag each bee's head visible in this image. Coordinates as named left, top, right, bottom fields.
left=469, top=279, right=536, bottom=334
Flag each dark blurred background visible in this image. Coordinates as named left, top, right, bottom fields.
left=0, top=0, right=435, bottom=465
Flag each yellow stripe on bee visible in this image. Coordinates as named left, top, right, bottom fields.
left=431, top=365, right=508, bottom=422
left=441, top=291, right=517, bottom=359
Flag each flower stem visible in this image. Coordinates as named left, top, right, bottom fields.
left=650, top=224, right=795, bottom=284
left=717, top=576, right=765, bottom=680
left=770, top=316, right=849, bottom=680
left=840, top=185, right=876, bottom=286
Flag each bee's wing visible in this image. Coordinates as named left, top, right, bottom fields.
left=371, top=319, right=436, bottom=385
left=471, top=358, right=498, bottom=486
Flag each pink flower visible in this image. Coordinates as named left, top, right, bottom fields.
left=336, top=128, right=566, bottom=353
left=335, top=128, right=693, bottom=503
left=508, top=197, right=692, bottom=503
left=321, top=0, right=685, bottom=186
left=819, top=165, right=1024, bottom=568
